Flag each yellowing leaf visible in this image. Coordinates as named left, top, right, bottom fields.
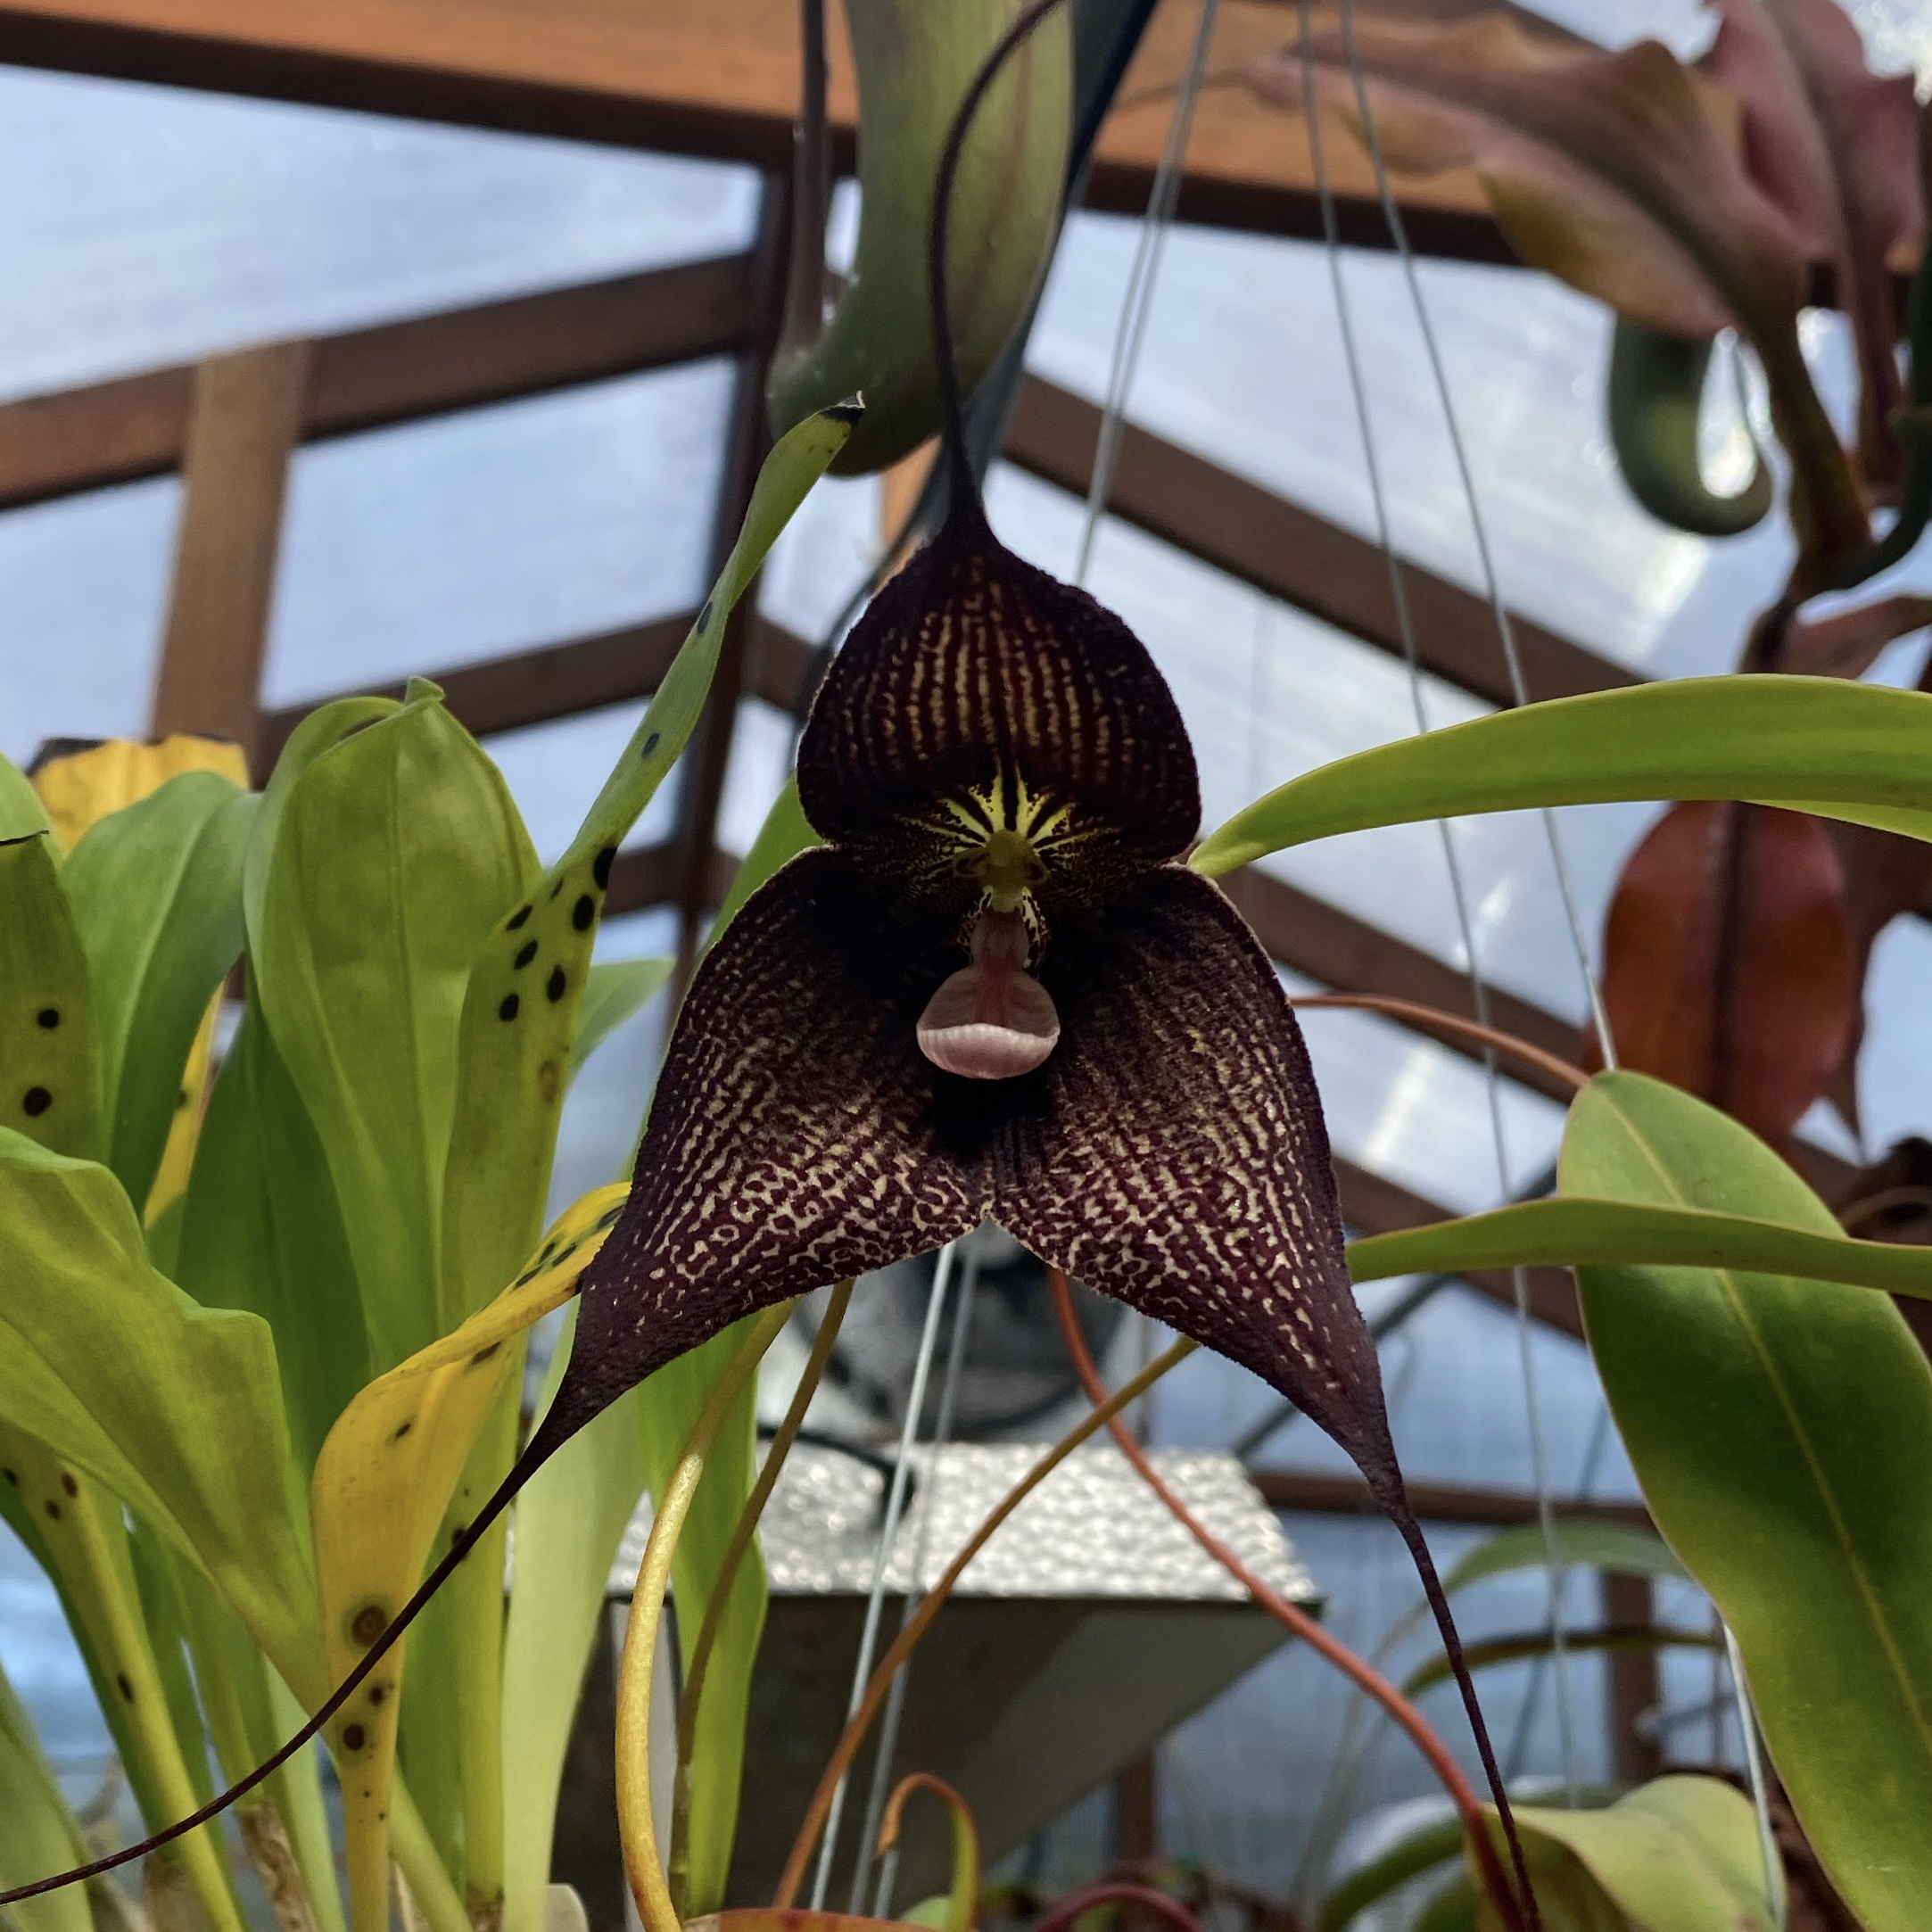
left=31, top=736, right=249, bottom=855
left=308, top=1185, right=626, bottom=1932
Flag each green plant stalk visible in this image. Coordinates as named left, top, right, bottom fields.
left=398, top=1598, right=466, bottom=1895
left=391, top=1779, right=475, bottom=1932
left=266, top=1672, right=348, bottom=1932
left=615, top=1306, right=797, bottom=1932
left=449, top=1384, right=521, bottom=1926
left=668, top=1278, right=855, bottom=1912
left=0, top=1429, right=245, bottom=1932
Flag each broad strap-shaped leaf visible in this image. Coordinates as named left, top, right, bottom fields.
left=798, top=521, right=1200, bottom=914
left=0, top=750, right=49, bottom=840
left=1441, top=1519, right=1685, bottom=1598
left=62, top=772, right=257, bottom=1214
left=1563, top=1072, right=1932, bottom=1931
left=1243, top=8, right=1863, bottom=573
left=1346, top=1187, right=1932, bottom=1299
left=1482, top=1777, right=1775, bottom=1932
left=500, top=1308, right=648, bottom=1932
left=0, top=830, right=101, bottom=1161
left=0, top=1128, right=324, bottom=1708
left=0, top=1426, right=247, bottom=1932
left=767, top=0, right=1069, bottom=475
left=175, top=985, right=371, bottom=1474
left=306, top=1185, right=625, bottom=1932
left=570, top=958, right=673, bottom=1082
left=255, top=685, right=538, bottom=1370
left=0, top=1656, right=92, bottom=1932
left=1193, top=675, right=1932, bottom=874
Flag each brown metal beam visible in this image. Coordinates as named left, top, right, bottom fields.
left=0, top=250, right=755, bottom=510
left=1003, top=374, right=1641, bottom=712
left=1251, top=1466, right=1651, bottom=1530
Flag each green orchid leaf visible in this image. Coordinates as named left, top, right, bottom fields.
left=0, top=1127, right=325, bottom=1708
left=0, top=830, right=101, bottom=1163
left=61, top=772, right=256, bottom=1214
left=569, top=958, right=673, bottom=1083
left=175, top=985, right=371, bottom=1474
left=560, top=403, right=857, bottom=881
left=500, top=1306, right=649, bottom=1932
left=711, top=777, right=822, bottom=941
left=1402, top=1622, right=1718, bottom=1697
left=1345, top=1191, right=1932, bottom=1300
left=1318, top=1816, right=1465, bottom=1932
left=0, top=1428, right=245, bottom=1932
left=244, top=698, right=400, bottom=957
left=767, top=2, right=1069, bottom=474
left=1193, top=676, right=1932, bottom=876
left=0, top=1656, right=92, bottom=1932
left=0, top=751, right=49, bottom=840
left=639, top=1316, right=772, bottom=1918
left=441, top=403, right=855, bottom=1347
left=254, top=684, right=538, bottom=1372
left=1442, top=1518, right=1684, bottom=1598
left=1489, top=1777, right=1776, bottom=1932
left=1562, top=1072, right=1932, bottom=1930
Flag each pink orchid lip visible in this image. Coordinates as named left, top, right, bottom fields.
left=915, top=908, right=1061, bottom=1079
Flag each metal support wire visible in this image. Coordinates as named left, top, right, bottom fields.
left=858, top=1254, right=986, bottom=1917
left=1304, top=0, right=1584, bottom=1799
left=1073, top=0, right=1223, bottom=583
left=809, top=1241, right=962, bottom=1910
left=1726, top=1626, right=1788, bottom=1930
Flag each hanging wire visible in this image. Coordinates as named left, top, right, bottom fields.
left=859, top=1252, right=986, bottom=1917
left=1072, top=0, right=1224, bottom=584
left=1302, top=0, right=1580, bottom=1802
left=809, top=1241, right=961, bottom=1910
left=1725, top=1626, right=1788, bottom=1929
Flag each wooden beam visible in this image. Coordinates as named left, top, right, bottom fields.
left=1222, top=866, right=1581, bottom=1105
left=1004, top=374, right=1640, bottom=712
left=0, top=1, right=1515, bottom=262
left=0, top=251, right=754, bottom=511
left=255, top=609, right=698, bottom=770
left=149, top=339, right=310, bottom=763
left=1251, top=1466, right=1652, bottom=1530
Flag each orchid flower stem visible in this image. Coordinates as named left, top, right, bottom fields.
left=771, top=1335, right=1201, bottom=1910
left=668, top=1280, right=855, bottom=1912
left=1030, top=1883, right=1202, bottom=1932
left=1287, top=995, right=1586, bottom=1097
left=1044, top=1269, right=1532, bottom=1932
left=615, top=1303, right=797, bottom=1932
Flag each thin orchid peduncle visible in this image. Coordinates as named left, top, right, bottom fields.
left=928, top=0, right=1066, bottom=532
left=1044, top=1270, right=1537, bottom=1932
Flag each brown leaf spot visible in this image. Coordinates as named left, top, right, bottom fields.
left=470, top=1342, right=502, bottom=1367
left=593, top=846, right=616, bottom=889
left=351, top=1605, right=387, bottom=1647
left=546, top=965, right=567, bottom=1003
left=572, top=894, right=595, bottom=931
left=507, top=904, right=533, bottom=931
left=44, top=1499, right=60, bottom=1520
left=36, top=1008, right=58, bottom=1029
left=499, top=993, right=520, bottom=1022
left=23, top=1087, right=52, bottom=1117
left=391, top=1419, right=414, bottom=1441
left=538, top=1059, right=561, bottom=1106
left=514, top=939, right=538, bottom=970
left=116, top=1673, right=135, bottom=1701
left=342, top=1724, right=367, bottom=1752
left=60, top=1473, right=77, bottom=1497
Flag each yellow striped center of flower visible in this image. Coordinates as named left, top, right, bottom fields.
left=933, top=772, right=1080, bottom=919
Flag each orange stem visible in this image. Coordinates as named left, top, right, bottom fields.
left=1046, top=1268, right=1530, bottom=1932
left=1290, top=993, right=1587, bottom=1096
